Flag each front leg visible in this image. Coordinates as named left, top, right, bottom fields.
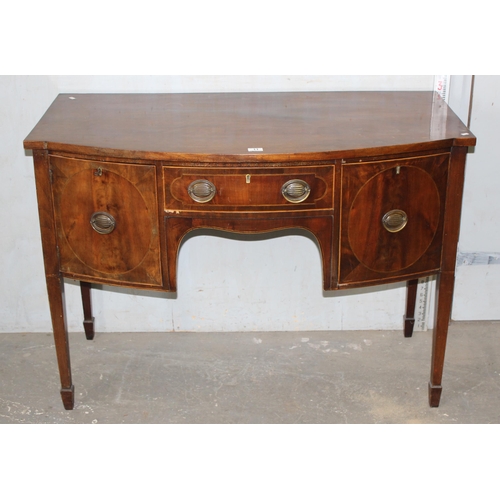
left=33, top=150, right=74, bottom=410
left=47, top=275, right=74, bottom=410
left=429, top=272, right=455, bottom=407
left=428, top=146, right=468, bottom=407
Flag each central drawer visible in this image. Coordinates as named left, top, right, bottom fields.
left=163, top=165, right=334, bottom=211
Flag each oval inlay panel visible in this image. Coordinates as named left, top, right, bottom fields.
left=348, top=166, right=440, bottom=273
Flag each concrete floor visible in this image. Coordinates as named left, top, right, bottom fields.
left=1, top=320, right=500, bottom=424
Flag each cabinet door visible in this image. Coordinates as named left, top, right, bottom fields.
left=339, top=154, right=449, bottom=286
left=50, top=156, right=162, bottom=287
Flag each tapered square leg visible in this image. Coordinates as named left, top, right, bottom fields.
left=404, top=279, right=418, bottom=338
left=33, top=150, right=75, bottom=410
left=80, top=281, right=95, bottom=340
left=429, top=272, right=455, bottom=408
left=427, top=146, right=468, bottom=408
left=46, top=275, right=74, bottom=410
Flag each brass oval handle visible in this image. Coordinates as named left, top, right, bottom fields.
left=382, top=209, right=408, bottom=233
left=281, top=179, right=311, bottom=203
left=188, top=179, right=216, bottom=203
left=90, top=212, right=116, bottom=234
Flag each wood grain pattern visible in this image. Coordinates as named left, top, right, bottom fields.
left=339, top=153, right=449, bottom=286
left=429, top=146, right=469, bottom=407
left=24, top=92, right=475, bottom=161
left=32, top=150, right=74, bottom=409
left=24, top=92, right=476, bottom=409
left=51, top=155, right=162, bottom=286
left=165, top=214, right=335, bottom=292
left=165, top=165, right=333, bottom=211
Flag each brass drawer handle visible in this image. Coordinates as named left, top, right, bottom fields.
left=90, top=212, right=116, bottom=234
left=281, top=179, right=311, bottom=203
left=382, top=209, right=408, bottom=233
left=188, top=179, right=216, bottom=203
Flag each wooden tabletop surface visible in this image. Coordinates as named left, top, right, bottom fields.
left=24, top=91, right=476, bottom=161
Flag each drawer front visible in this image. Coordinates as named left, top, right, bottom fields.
left=339, top=153, right=450, bottom=285
left=163, top=165, right=333, bottom=211
left=50, top=156, right=162, bottom=286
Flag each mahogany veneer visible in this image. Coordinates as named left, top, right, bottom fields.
left=24, top=91, right=476, bottom=410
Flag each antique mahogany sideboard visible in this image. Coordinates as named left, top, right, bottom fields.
left=24, top=91, right=476, bottom=410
